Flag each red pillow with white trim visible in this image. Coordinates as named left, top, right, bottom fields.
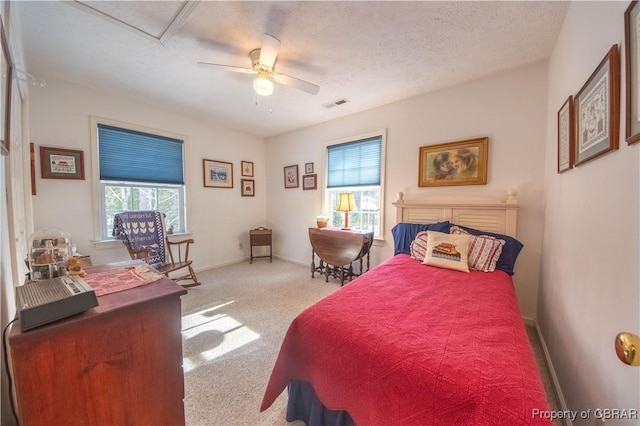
left=409, top=231, right=429, bottom=261
left=450, top=225, right=505, bottom=272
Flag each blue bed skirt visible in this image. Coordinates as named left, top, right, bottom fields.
left=286, top=381, right=355, bottom=426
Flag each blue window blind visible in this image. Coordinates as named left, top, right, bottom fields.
left=327, top=136, right=381, bottom=188
left=98, top=124, right=184, bottom=185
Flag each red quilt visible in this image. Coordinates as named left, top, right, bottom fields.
left=261, top=254, right=551, bottom=425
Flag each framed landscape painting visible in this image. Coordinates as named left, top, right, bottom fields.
left=418, top=137, right=488, bottom=187
left=203, top=159, right=233, bottom=188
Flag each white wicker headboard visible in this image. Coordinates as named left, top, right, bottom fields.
left=392, top=191, right=520, bottom=238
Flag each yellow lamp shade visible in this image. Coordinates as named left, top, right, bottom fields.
left=336, top=193, right=355, bottom=212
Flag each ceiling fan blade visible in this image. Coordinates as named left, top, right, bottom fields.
left=259, top=34, right=280, bottom=69
left=197, top=62, right=256, bottom=75
left=272, top=72, right=320, bottom=95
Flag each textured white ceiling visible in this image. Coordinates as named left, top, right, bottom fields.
left=14, top=1, right=569, bottom=138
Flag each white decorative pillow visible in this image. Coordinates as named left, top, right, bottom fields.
left=422, top=231, right=471, bottom=272
left=450, top=226, right=506, bottom=272
left=409, top=231, right=429, bottom=261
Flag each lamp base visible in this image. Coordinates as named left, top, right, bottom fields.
left=341, top=227, right=351, bottom=231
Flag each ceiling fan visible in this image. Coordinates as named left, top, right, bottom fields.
left=198, top=34, right=320, bottom=97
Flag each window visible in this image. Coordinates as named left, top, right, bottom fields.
left=91, top=118, right=187, bottom=241
left=325, top=131, right=385, bottom=239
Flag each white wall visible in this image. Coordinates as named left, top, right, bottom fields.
left=540, top=2, right=639, bottom=423
left=29, top=78, right=267, bottom=270
left=266, top=62, right=548, bottom=319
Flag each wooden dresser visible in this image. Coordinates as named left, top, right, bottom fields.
left=8, top=262, right=187, bottom=426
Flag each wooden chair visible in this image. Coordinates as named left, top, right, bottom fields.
left=113, top=211, right=201, bottom=288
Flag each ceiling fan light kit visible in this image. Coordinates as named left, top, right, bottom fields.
left=253, top=76, right=274, bottom=96
left=198, top=34, right=320, bottom=97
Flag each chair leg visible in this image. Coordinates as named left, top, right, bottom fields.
left=174, top=266, right=201, bottom=288
left=186, top=265, right=201, bottom=287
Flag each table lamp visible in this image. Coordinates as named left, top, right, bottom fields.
left=336, top=193, right=355, bottom=230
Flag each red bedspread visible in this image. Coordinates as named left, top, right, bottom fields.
left=261, top=254, right=551, bottom=425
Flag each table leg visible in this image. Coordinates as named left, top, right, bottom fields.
left=311, top=250, right=316, bottom=278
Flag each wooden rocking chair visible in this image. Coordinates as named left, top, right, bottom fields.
left=113, top=211, right=201, bottom=288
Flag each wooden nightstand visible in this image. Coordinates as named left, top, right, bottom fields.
left=250, top=227, right=272, bottom=263
left=308, top=227, right=373, bottom=285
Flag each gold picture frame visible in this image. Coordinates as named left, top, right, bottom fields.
left=418, top=137, right=488, bottom=187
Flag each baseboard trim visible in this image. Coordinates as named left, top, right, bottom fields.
left=195, top=258, right=249, bottom=272
left=273, top=255, right=308, bottom=268
left=195, top=256, right=307, bottom=273
left=534, top=322, right=571, bottom=425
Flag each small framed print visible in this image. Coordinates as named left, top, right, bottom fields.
left=283, top=164, right=299, bottom=188
left=40, top=146, right=85, bottom=180
left=203, top=159, right=233, bottom=188
left=302, top=174, right=317, bottom=190
left=241, top=179, right=255, bottom=196
left=305, top=162, right=314, bottom=174
left=241, top=160, right=254, bottom=177
left=557, top=96, right=574, bottom=173
left=574, top=44, right=620, bottom=166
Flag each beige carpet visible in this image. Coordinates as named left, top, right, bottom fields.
left=181, top=259, right=562, bottom=426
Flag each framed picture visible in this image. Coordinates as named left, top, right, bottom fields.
left=626, top=2, right=640, bottom=144
left=283, top=164, right=299, bottom=188
left=241, top=160, right=254, bottom=177
left=30, top=142, right=36, bottom=194
left=305, top=162, right=314, bottom=174
left=40, top=146, right=85, bottom=180
left=302, top=174, right=317, bottom=190
left=418, top=137, right=489, bottom=187
left=1, top=18, right=12, bottom=156
left=241, top=179, right=255, bottom=196
left=203, top=159, right=233, bottom=188
left=574, top=44, right=620, bottom=166
left=557, top=96, right=574, bottom=173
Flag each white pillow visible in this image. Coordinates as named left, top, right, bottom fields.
left=422, top=230, right=471, bottom=272
left=450, top=225, right=505, bottom=272
left=409, top=231, right=429, bottom=261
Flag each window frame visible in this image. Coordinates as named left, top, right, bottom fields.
left=322, top=129, right=387, bottom=240
left=90, top=116, right=190, bottom=247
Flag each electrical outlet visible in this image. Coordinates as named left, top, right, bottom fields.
left=238, top=242, right=243, bottom=250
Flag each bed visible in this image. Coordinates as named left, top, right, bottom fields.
left=261, top=194, right=551, bottom=425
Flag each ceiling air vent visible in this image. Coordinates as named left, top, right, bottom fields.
left=323, top=98, right=350, bottom=109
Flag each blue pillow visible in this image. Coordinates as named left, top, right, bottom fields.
left=391, top=221, right=451, bottom=255
left=455, top=225, right=523, bottom=275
